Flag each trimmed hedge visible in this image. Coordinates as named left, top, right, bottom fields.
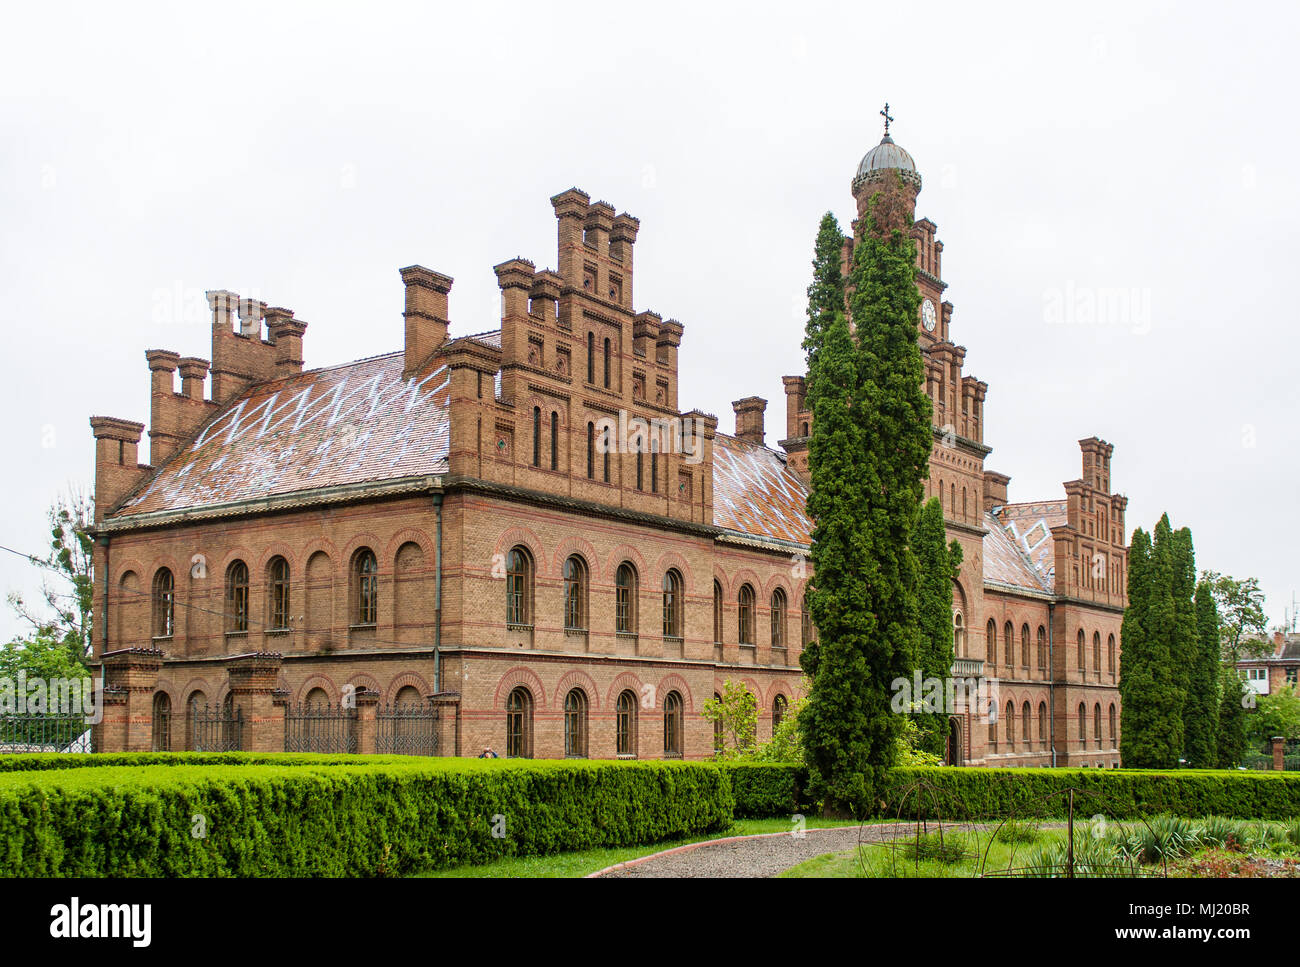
left=880, top=767, right=1300, bottom=821
left=0, top=752, right=415, bottom=772
left=723, top=762, right=812, bottom=818
left=0, top=759, right=733, bottom=876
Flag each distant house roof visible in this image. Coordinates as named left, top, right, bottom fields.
left=112, top=352, right=450, bottom=518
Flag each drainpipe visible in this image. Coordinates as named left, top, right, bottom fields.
left=433, top=493, right=443, bottom=693
left=1048, top=601, right=1057, bottom=768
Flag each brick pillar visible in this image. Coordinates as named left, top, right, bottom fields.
left=98, top=647, right=164, bottom=751
left=430, top=691, right=461, bottom=757
left=92, top=686, right=129, bottom=753
left=354, top=689, right=379, bottom=755
left=226, top=653, right=284, bottom=752
left=1272, top=735, right=1285, bottom=771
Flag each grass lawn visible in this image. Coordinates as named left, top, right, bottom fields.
left=416, top=817, right=867, bottom=878
left=780, top=816, right=1300, bottom=878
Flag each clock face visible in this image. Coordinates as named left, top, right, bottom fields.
left=922, top=299, right=937, bottom=332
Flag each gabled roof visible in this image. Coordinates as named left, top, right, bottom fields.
left=983, top=510, right=1053, bottom=594
left=990, top=500, right=1065, bottom=591
left=711, top=435, right=811, bottom=545
left=112, top=352, right=450, bottom=518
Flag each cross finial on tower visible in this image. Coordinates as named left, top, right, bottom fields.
left=880, top=102, right=893, bottom=136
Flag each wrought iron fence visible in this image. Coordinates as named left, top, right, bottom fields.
left=0, top=713, right=94, bottom=753
left=376, top=701, right=439, bottom=756
left=284, top=702, right=357, bottom=753
left=189, top=703, right=245, bottom=752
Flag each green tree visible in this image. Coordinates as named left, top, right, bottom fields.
left=1183, top=580, right=1222, bottom=768
left=1216, top=667, right=1251, bottom=768
left=0, top=632, right=91, bottom=684
left=911, top=496, right=962, bottom=757
left=800, top=178, right=931, bottom=814
left=1120, top=518, right=1187, bottom=767
left=1248, top=684, right=1300, bottom=745
left=701, top=680, right=758, bottom=759
left=1203, top=571, right=1269, bottom=663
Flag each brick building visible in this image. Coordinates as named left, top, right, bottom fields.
left=87, top=123, right=1126, bottom=766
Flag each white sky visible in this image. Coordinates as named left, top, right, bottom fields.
left=2, top=0, right=1297, bottom=640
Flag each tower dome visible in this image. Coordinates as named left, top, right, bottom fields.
left=852, top=104, right=922, bottom=192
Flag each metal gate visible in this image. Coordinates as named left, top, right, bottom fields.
left=0, top=713, right=94, bottom=753
left=376, top=702, right=439, bottom=756
left=189, top=703, right=244, bottom=752
left=284, top=702, right=357, bottom=753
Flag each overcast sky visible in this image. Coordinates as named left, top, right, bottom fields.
left=2, top=0, right=1297, bottom=641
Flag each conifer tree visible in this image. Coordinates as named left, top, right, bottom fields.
left=800, top=177, right=932, bottom=812
left=1119, top=528, right=1152, bottom=766
left=1216, top=667, right=1251, bottom=768
left=1183, top=579, right=1222, bottom=767
left=912, top=496, right=963, bottom=756
left=1169, top=525, right=1198, bottom=759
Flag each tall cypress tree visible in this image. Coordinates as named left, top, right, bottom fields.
left=1216, top=666, right=1250, bottom=768
left=801, top=174, right=932, bottom=812
left=913, top=496, right=963, bottom=757
left=1119, top=528, right=1152, bottom=766
left=1169, top=525, right=1198, bottom=760
left=1184, top=579, right=1221, bottom=767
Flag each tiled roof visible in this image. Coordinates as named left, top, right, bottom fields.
left=113, top=353, right=450, bottom=518
left=711, top=435, right=811, bottom=545
left=990, top=501, right=1065, bottom=591
left=982, top=511, right=1052, bottom=594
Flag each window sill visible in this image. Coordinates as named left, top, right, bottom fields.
left=350, top=624, right=377, bottom=631
left=152, top=635, right=174, bottom=643
left=225, top=631, right=249, bottom=639
left=506, top=623, right=534, bottom=632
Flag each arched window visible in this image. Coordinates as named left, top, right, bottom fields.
left=1077, top=630, right=1086, bottom=671
left=353, top=549, right=378, bottom=625
left=532, top=406, right=541, bottom=467
left=603, top=337, right=611, bottom=389
left=616, top=689, right=638, bottom=757
left=563, top=555, right=587, bottom=631
left=587, top=332, right=595, bottom=383
left=586, top=422, right=595, bottom=478
left=1093, top=632, right=1102, bottom=674
left=988, top=700, right=998, bottom=748
left=602, top=426, right=611, bottom=483
left=802, top=604, right=812, bottom=648
left=225, top=561, right=249, bottom=633
left=773, top=694, right=788, bottom=732
left=801, top=421, right=809, bottom=437
left=151, top=692, right=171, bottom=751
left=268, top=556, right=290, bottom=631
left=1094, top=703, right=1103, bottom=749
left=1036, top=625, right=1047, bottom=670
left=650, top=445, right=658, bottom=494
left=986, top=619, right=997, bottom=668
left=1004, top=621, right=1014, bottom=666
left=1108, top=703, right=1117, bottom=745
left=738, top=584, right=755, bottom=645
left=662, top=569, right=683, bottom=639
left=1022, top=701, right=1032, bottom=747
left=1078, top=702, right=1087, bottom=747
left=152, top=568, right=175, bottom=638
left=636, top=449, right=644, bottom=491
left=1108, top=634, right=1117, bottom=678
left=564, top=689, right=588, bottom=758
left=712, top=580, right=724, bottom=644
left=615, top=563, right=637, bottom=634
left=770, top=588, right=787, bottom=649
left=953, top=611, right=965, bottom=657
left=506, top=686, right=533, bottom=758
left=506, top=546, right=533, bottom=627
left=663, top=691, right=683, bottom=757
left=1006, top=700, right=1016, bottom=747
left=184, top=689, right=207, bottom=751
left=550, top=411, right=559, bottom=471
left=1020, top=623, right=1030, bottom=666
left=1038, top=701, right=1047, bottom=748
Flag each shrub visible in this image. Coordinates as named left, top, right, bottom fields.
left=722, top=762, right=811, bottom=818
left=902, top=831, right=967, bottom=864
left=0, top=758, right=733, bottom=877
left=993, top=818, right=1039, bottom=844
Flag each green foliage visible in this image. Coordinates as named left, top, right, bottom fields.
left=911, top=497, right=962, bottom=756
left=902, top=831, right=967, bottom=864
left=880, top=766, right=1300, bottom=821
left=721, top=762, right=812, bottom=818
left=893, top=716, right=942, bottom=767
left=1203, top=571, right=1269, bottom=662
left=993, top=818, right=1040, bottom=844
left=1248, top=684, right=1300, bottom=744
left=1216, top=666, right=1251, bottom=768
left=6, top=489, right=94, bottom=667
left=701, top=680, right=758, bottom=759
left=0, top=758, right=733, bottom=877
left=1183, top=580, right=1222, bottom=768
left=800, top=184, right=931, bottom=813
left=751, top=683, right=808, bottom=764
left=0, top=633, right=91, bottom=685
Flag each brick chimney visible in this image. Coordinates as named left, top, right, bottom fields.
left=400, top=265, right=453, bottom=376
left=265, top=307, right=307, bottom=376
left=732, top=397, right=767, bottom=446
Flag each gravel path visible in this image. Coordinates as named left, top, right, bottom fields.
left=593, top=823, right=905, bottom=878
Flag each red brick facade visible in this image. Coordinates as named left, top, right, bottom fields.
left=88, top=134, right=1126, bottom=766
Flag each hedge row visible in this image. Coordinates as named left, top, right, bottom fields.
left=879, top=767, right=1300, bottom=821
left=0, top=759, right=733, bottom=876
left=0, top=752, right=415, bottom=772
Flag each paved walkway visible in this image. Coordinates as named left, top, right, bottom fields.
left=591, top=824, right=898, bottom=878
